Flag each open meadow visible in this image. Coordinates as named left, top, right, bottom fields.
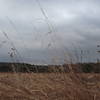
left=0, top=0, right=100, bottom=100
left=0, top=72, right=100, bottom=100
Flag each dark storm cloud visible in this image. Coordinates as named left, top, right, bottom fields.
left=0, top=0, right=100, bottom=64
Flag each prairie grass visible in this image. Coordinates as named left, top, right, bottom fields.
left=0, top=71, right=100, bottom=100
left=0, top=1, right=99, bottom=99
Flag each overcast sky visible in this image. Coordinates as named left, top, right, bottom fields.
left=0, top=0, right=100, bottom=64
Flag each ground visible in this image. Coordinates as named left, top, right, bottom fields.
left=0, top=73, right=100, bottom=100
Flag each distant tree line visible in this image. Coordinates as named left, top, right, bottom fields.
left=0, top=62, right=99, bottom=73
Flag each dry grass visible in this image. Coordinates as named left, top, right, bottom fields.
left=0, top=72, right=99, bottom=100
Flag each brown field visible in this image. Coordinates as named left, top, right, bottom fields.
left=0, top=73, right=100, bottom=100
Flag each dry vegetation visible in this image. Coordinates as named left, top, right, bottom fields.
left=0, top=0, right=99, bottom=99
left=1, top=1, right=100, bottom=99
left=0, top=72, right=100, bottom=100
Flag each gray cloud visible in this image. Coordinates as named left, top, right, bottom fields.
left=0, top=0, right=100, bottom=64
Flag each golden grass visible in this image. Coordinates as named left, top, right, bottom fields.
left=0, top=73, right=100, bottom=100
